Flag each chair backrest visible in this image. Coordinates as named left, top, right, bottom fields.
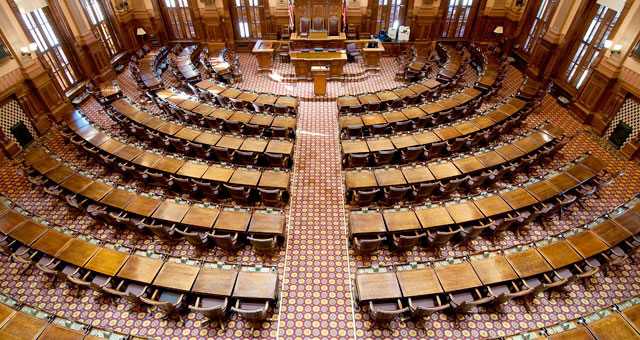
left=428, top=227, right=459, bottom=247
left=208, top=231, right=239, bottom=249
left=346, top=43, right=357, bottom=53
left=258, top=187, right=281, bottom=205
left=213, top=146, right=234, bottom=162
left=394, top=120, right=411, bottom=132
left=386, top=186, right=410, bottom=202
left=300, top=18, right=310, bottom=34
left=347, top=153, right=369, bottom=168
left=224, top=184, right=250, bottom=203
left=374, top=149, right=395, bottom=165
left=190, top=297, right=228, bottom=319
left=224, top=119, right=242, bottom=134
left=176, top=229, right=208, bottom=247
left=271, top=126, right=289, bottom=138
left=328, top=17, right=339, bottom=36
left=265, top=152, right=287, bottom=168
left=367, top=101, right=381, bottom=111
left=233, top=300, right=269, bottom=322
left=413, top=181, right=440, bottom=200
left=393, top=232, right=425, bottom=248
left=171, top=176, right=194, bottom=191
left=231, top=99, right=246, bottom=110
left=247, top=235, right=278, bottom=254
left=245, top=123, right=263, bottom=135
left=251, top=101, right=266, bottom=113
left=355, top=189, right=379, bottom=206
left=312, top=17, right=324, bottom=30
left=346, top=126, right=363, bottom=138
left=273, top=105, right=289, bottom=114
left=237, top=150, right=258, bottom=165
left=353, top=236, right=386, bottom=253
left=369, top=301, right=407, bottom=323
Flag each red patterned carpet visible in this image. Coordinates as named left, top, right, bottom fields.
left=0, top=54, right=639, bottom=340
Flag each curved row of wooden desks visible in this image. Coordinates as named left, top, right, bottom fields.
left=22, top=148, right=287, bottom=243
left=355, top=193, right=640, bottom=323
left=109, top=98, right=294, bottom=168
left=132, top=46, right=167, bottom=90
left=349, top=153, right=606, bottom=247
left=341, top=96, right=531, bottom=168
left=62, top=110, right=291, bottom=196
left=345, top=122, right=563, bottom=202
left=0, top=196, right=280, bottom=323
left=152, top=88, right=297, bottom=137
left=0, top=293, right=147, bottom=340
left=497, top=293, right=640, bottom=339
left=193, top=79, right=298, bottom=114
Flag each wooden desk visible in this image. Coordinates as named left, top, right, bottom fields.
left=0, top=313, right=48, bottom=340
left=345, top=171, right=377, bottom=190
left=446, top=201, right=485, bottom=224
left=0, top=211, right=26, bottom=234
left=434, top=262, right=483, bottom=292
left=428, top=162, right=461, bottom=180
left=312, top=66, right=329, bottom=96
left=8, top=221, right=47, bottom=246
left=152, top=201, right=191, bottom=224
left=248, top=211, right=286, bottom=236
left=537, top=240, right=583, bottom=269
left=214, top=209, right=251, bottom=233
left=124, top=195, right=161, bottom=217
left=153, top=261, right=200, bottom=292
left=356, top=272, right=402, bottom=302
left=506, top=248, right=552, bottom=277
left=192, top=267, right=238, bottom=296
left=56, top=239, right=100, bottom=267
left=415, top=206, right=454, bottom=229
left=470, top=256, right=518, bottom=285
left=500, top=187, right=539, bottom=210
left=84, top=248, right=129, bottom=276
left=565, top=231, right=609, bottom=258
left=229, top=168, right=261, bottom=186
left=349, top=212, right=386, bottom=237
left=373, top=168, right=406, bottom=186
left=290, top=32, right=346, bottom=49
left=100, top=188, right=136, bottom=210
left=290, top=50, right=347, bottom=80
left=548, top=326, right=595, bottom=340
left=342, top=140, right=369, bottom=155
left=383, top=210, right=421, bottom=233
left=233, top=270, right=279, bottom=300
left=31, top=229, right=72, bottom=256
left=591, top=220, right=631, bottom=247
left=39, top=324, right=86, bottom=340
left=401, top=165, right=435, bottom=184
left=453, top=157, right=485, bottom=174
left=396, top=268, right=442, bottom=297
left=526, top=181, right=561, bottom=202
left=473, top=195, right=512, bottom=217
left=181, top=205, right=220, bottom=229
left=587, top=313, right=640, bottom=340
left=265, top=139, right=294, bottom=156
left=258, top=170, right=290, bottom=190
left=117, top=255, right=164, bottom=284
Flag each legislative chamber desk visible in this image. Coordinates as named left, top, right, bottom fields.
left=290, top=50, right=347, bottom=80
left=252, top=40, right=275, bottom=73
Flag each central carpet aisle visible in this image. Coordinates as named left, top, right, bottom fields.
left=277, top=99, right=355, bottom=340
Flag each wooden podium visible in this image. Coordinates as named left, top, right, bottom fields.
left=311, top=65, right=329, bottom=96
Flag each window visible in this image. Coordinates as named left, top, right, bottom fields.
left=563, top=5, right=619, bottom=89
left=442, top=0, right=475, bottom=38
left=161, top=0, right=196, bottom=40
left=521, top=0, right=558, bottom=55
left=21, top=8, right=80, bottom=92
left=373, top=0, right=405, bottom=35
left=232, top=0, right=264, bottom=39
left=81, top=0, right=119, bottom=58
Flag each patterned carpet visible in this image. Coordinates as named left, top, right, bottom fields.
left=0, top=53, right=638, bottom=340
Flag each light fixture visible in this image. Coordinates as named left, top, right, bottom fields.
left=612, top=44, right=623, bottom=54
left=604, top=40, right=613, bottom=49
left=20, top=43, right=37, bottom=56
left=493, top=26, right=504, bottom=35
left=136, top=28, right=147, bottom=36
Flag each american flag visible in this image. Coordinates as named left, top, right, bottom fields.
left=342, top=0, right=347, bottom=31
left=288, top=0, right=294, bottom=30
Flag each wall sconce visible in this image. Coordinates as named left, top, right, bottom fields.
left=136, top=28, right=147, bottom=36
left=20, top=43, right=37, bottom=56
left=612, top=44, right=623, bottom=54
left=604, top=40, right=623, bottom=54
left=493, top=26, right=504, bottom=35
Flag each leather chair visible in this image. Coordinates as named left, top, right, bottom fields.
left=247, top=235, right=279, bottom=255
left=345, top=153, right=369, bottom=168
left=170, top=175, right=198, bottom=198
left=352, top=235, right=386, bottom=253
left=207, top=230, right=242, bottom=250
left=409, top=181, right=440, bottom=201
left=423, top=142, right=446, bottom=160
left=265, top=152, right=290, bottom=168
left=102, top=280, right=150, bottom=312
left=271, top=126, right=290, bottom=138
left=406, top=295, right=450, bottom=330
left=400, top=146, right=423, bottom=163
left=391, top=231, right=425, bottom=251
left=343, top=126, right=364, bottom=138
left=373, top=150, right=396, bottom=166
left=237, top=150, right=260, bottom=166
left=224, top=184, right=252, bottom=205
left=346, top=43, right=362, bottom=62
left=392, top=120, right=411, bottom=134
left=258, top=187, right=283, bottom=207
left=193, top=180, right=222, bottom=202
left=448, top=288, right=494, bottom=326
left=232, top=299, right=272, bottom=333
left=140, top=289, right=186, bottom=322
left=213, top=146, right=236, bottom=163
left=370, top=123, right=389, bottom=135
left=368, top=300, right=408, bottom=330
left=311, top=17, right=324, bottom=30
left=425, top=227, right=461, bottom=254
left=352, top=189, right=379, bottom=206
left=299, top=18, right=310, bottom=35
left=435, top=176, right=468, bottom=198
left=245, top=123, right=264, bottom=136
left=224, top=119, right=244, bottom=134
left=487, top=279, right=534, bottom=312
left=366, top=101, right=381, bottom=111
left=189, top=142, right=213, bottom=160
left=379, top=186, right=410, bottom=206
left=189, top=297, right=229, bottom=329
left=328, top=17, right=339, bottom=36
left=175, top=228, right=210, bottom=250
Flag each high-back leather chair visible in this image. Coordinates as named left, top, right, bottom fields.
left=312, top=17, right=324, bottom=30
left=300, top=18, right=310, bottom=35
left=328, top=17, right=339, bottom=36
